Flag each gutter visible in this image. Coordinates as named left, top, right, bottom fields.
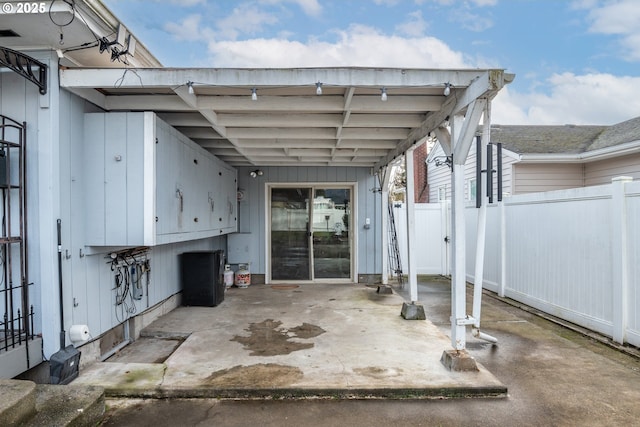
left=518, top=139, right=640, bottom=163
left=81, top=0, right=163, bottom=67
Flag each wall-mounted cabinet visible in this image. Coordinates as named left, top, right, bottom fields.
left=84, top=112, right=237, bottom=247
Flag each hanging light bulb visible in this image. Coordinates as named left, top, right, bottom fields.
left=187, top=81, right=194, bottom=95
left=251, top=87, right=258, bottom=101
left=381, top=87, right=388, bottom=102
left=316, top=82, right=323, bottom=95
left=443, top=82, right=451, bottom=97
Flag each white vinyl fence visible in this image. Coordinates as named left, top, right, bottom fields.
left=394, top=177, right=640, bottom=347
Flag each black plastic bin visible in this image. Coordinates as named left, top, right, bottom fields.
left=180, top=250, right=225, bottom=307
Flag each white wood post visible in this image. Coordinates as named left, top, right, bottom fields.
left=611, top=176, right=632, bottom=344
left=450, top=114, right=467, bottom=350
left=381, top=168, right=390, bottom=285
left=450, top=161, right=467, bottom=350
left=472, top=105, right=490, bottom=327
left=405, top=146, right=418, bottom=302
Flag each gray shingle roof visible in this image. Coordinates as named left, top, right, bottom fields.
left=587, top=116, right=640, bottom=151
left=490, top=125, right=606, bottom=154
left=490, top=116, right=640, bottom=155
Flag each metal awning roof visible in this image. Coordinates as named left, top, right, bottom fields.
left=61, top=67, right=513, bottom=169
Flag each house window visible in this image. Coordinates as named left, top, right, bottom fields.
left=467, top=178, right=477, bottom=201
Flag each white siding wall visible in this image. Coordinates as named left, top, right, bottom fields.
left=585, top=153, right=640, bottom=186
left=235, top=166, right=380, bottom=277
left=512, top=163, right=584, bottom=194
left=0, top=51, right=60, bottom=356
left=427, top=143, right=513, bottom=202
left=58, top=90, right=226, bottom=358
left=427, top=144, right=451, bottom=202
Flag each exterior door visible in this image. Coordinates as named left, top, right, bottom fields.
left=269, top=185, right=353, bottom=282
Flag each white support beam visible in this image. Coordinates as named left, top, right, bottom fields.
left=472, top=101, right=490, bottom=335
left=374, top=70, right=501, bottom=171
left=198, top=95, right=346, bottom=112
left=449, top=114, right=468, bottom=351
left=405, top=146, right=418, bottom=302
left=433, top=126, right=452, bottom=157
left=217, top=113, right=343, bottom=128
left=60, top=67, right=495, bottom=90
left=349, top=96, right=442, bottom=112
left=340, top=128, right=410, bottom=140
left=226, top=127, right=337, bottom=139
left=380, top=166, right=391, bottom=285
left=157, top=113, right=211, bottom=127
left=173, top=85, right=255, bottom=164
left=452, top=98, right=487, bottom=165
left=105, top=95, right=191, bottom=111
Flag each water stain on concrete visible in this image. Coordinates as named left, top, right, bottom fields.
left=289, top=322, right=326, bottom=339
left=231, top=319, right=325, bottom=356
left=354, top=366, right=404, bottom=379
left=205, top=364, right=303, bottom=387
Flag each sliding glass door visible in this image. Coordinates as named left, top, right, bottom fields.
left=270, top=185, right=352, bottom=282
left=271, top=187, right=312, bottom=281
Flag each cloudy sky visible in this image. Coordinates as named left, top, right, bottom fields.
left=101, top=0, right=640, bottom=126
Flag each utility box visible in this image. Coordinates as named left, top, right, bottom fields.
left=50, top=345, right=81, bottom=385
left=180, top=250, right=225, bottom=307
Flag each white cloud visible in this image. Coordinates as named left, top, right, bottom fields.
left=164, top=5, right=279, bottom=42
left=584, top=0, right=640, bottom=61
left=259, top=0, right=322, bottom=17
left=452, top=10, right=494, bottom=32
left=396, top=10, right=428, bottom=37
left=165, top=14, right=211, bottom=42
left=216, top=4, right=279, bottom=40
left=492, top=72, right=640, bottom=125
left=150, top=0, right=204, bottom=4
left=206, top=24, right=467, bottom=68
left=471, top=0, right=497, bottom=6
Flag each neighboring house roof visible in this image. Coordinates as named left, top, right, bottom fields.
left=490, top=115, right=640, bottom=156
left=490, top=125, right=606, bottom=154
left=588, top=116, right=640, bottom=151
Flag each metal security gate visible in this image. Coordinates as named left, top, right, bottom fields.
left=0, top=115, right=35, bottom=369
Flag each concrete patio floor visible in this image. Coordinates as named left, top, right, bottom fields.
left=99, top=277, right=640, bottom=426
left=72, top=283, right=505, bottom=399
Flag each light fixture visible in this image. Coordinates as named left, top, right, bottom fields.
left=316, top=82, right=323, bottom=95
left=443, top=82, right=451, bottom=97
left=251, top=87, right=258, bottom=101
left=187, top=81, right=194, bottom=95
left=250, top=169, right=263, bottom=178
left=381, top=87, right=388, bottom=102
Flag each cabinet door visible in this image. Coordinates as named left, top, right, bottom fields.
left=221, top=165, right=238, bottom=231
left=155, top=123, right=183, bottom=235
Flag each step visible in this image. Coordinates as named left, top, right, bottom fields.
left=0, top=379, right=37, bottom=426
left=26, top=384, right=105, bottom=427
